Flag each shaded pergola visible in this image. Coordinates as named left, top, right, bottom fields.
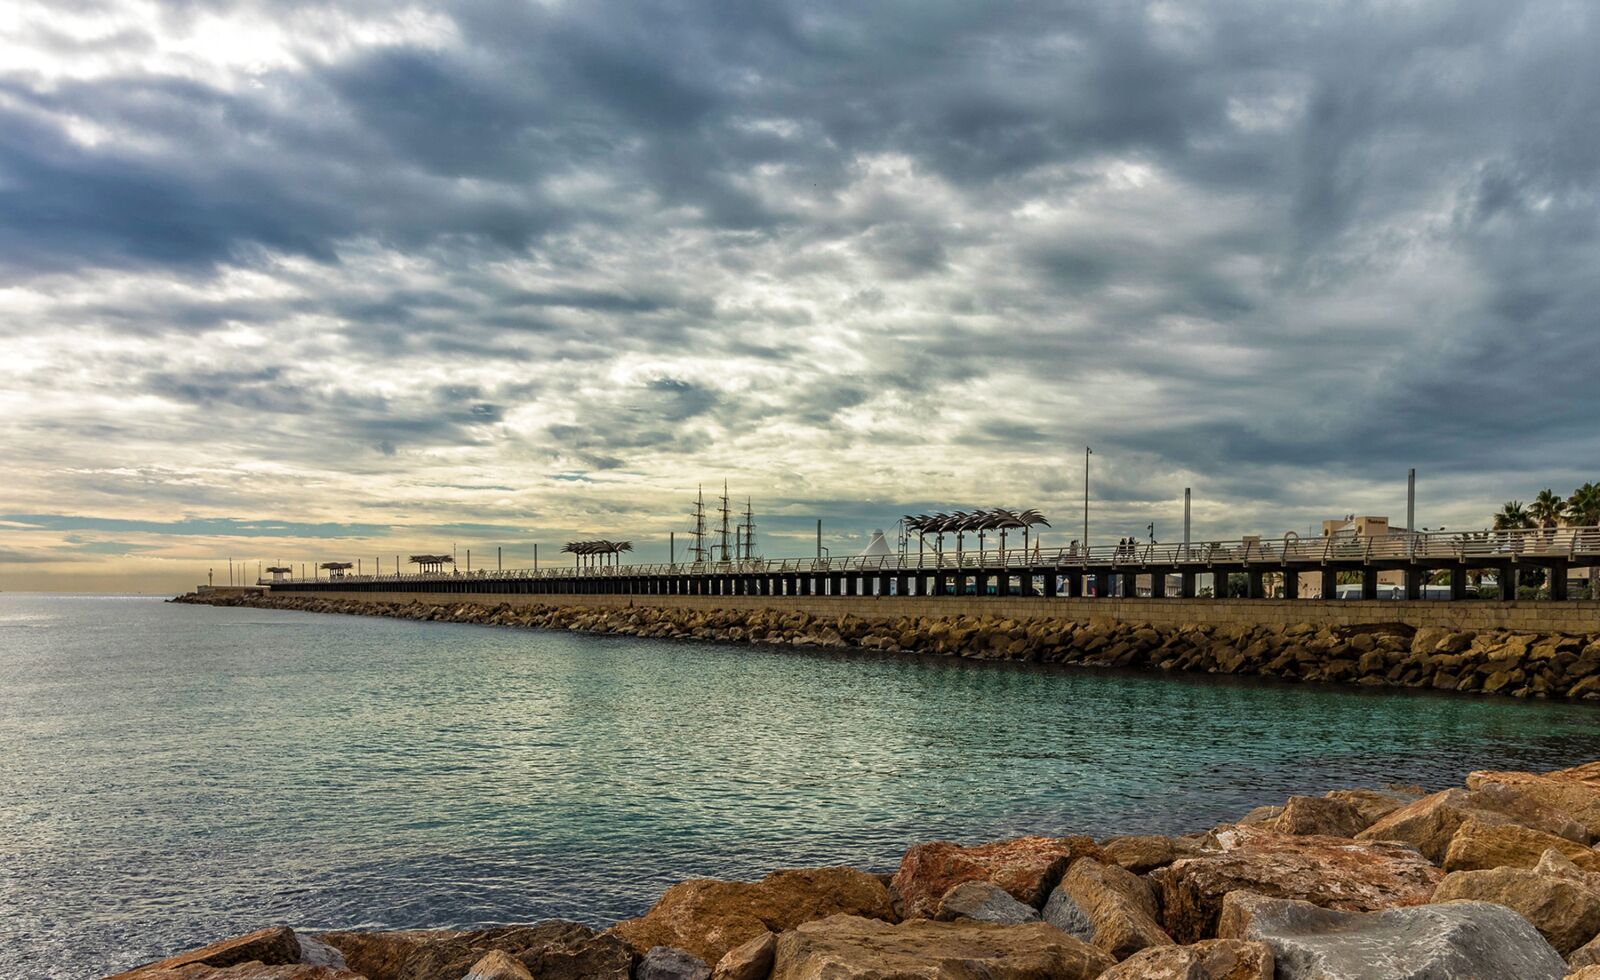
left=901, top=508, right=1050, bottom=561
left=562, top=539, right=634, bottom=571
left=409, top=554, right=455, bottom=574
left=319, top=560, right=354, bottom=580
left=265, top=565, right=293, bottom=582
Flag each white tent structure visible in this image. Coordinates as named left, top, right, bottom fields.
left=858, top=529, right=892, bottom=557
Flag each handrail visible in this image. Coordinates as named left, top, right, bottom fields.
left=260, top=525, right=1600, bottom=586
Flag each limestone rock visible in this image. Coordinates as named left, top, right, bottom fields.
left=1467, top=781, right=1591, bottom=843
left=636, top=946, right=711, bottom=980
left=1275, top=795, right=1367, bottom=837
left=767, top=914, right=1114, bottom=980
left=1568, top=967, right=1600, bottom=979
left=296, top=937, right=349, bottom=971
left=934, top=880, right=1040, bottom=925
left=1323, top=787, right=1418, bottom=826
left=1153, top=826, right=1442, bottom=943
left=710, top=932, right=775, bottom=980
left=1432, top=865, right=1600, bottom=955
left=461, top=950, right=532, bottom=980
left=1052, top=857, right=1173, bottom=959
left=610, top=866, right=894, bottom=965
left=1095, top=939, right=1273, bottom=980
left=890, top=835, right=1100, bottom=918
left=1236, top=805, right=1283, bottom=827
left=1442, top=817, right=1600, bottom=873
left=1569, top=932, right=1600, bottom=969
left=108, top=927, right=305, bottom=978
left=1356, top=788, right=1508, bottom=863
left=320, top=922, right=632, bottom=980
left=1467, top=763, right=1600, bottom=839
left=1099, top=834, right=1187, bottom=874
left=1219, top=891, right=1567, bottom=979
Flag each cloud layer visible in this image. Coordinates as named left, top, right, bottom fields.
left=2, top=0, right=1597, bottom=587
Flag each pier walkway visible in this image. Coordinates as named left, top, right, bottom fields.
left=266, top=525, right=1600, bottom=602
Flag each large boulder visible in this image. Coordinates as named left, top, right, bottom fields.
left=1432, top=863, right=1600, bottom=954
left=1218, top=891, right=1567, bottom=979
left=1441, top=817, right=1600, bottom=873
left=609, top=866, right=894, bottom=966
left=890, top=835, right=1101, bottom=918
left=1098, top=835, right=1191, bottom=874
left=1570, top=932, right=1600, bottom=969
left=319, top=922, right=633, bottom=980
left=106, top=927, right=306, bottom=978
left=1048, top=857, right=1173, bottom=960
left=709, top=933, right=775, bottom=980
left=1274, top=796, right=1367, bottom=837
left=636, top=946, right=712, bottom=980
left=1465, top=782, right=1590, bottom=843
left=1467, top=763, right=1600, bottom=839
left=462, top=950, right=533, bottom=980
left=1355, top=788, right=1507, bottom=863
left=1094, top=939, right=1273, bottom=980
left=1152, top=826, right=1442, bottom=943
left=934, top=881, right=1040, bottom=925
left=767, top=914, right=1114, bottom=980
left=1323, top=787, right=1421, bottom=826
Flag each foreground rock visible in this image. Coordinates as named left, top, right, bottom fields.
left=1441, top=817, right=1600, bottom=873
left=609, top=866, right=894, bottom=966
left=1467, top=762, right=1600, bottom=838
left=319, top=923, right=632, bottom=980
left=461, top=951, right=531, bottom=980
left=1218, top=892, right=1568, bottom=979
left=636, top=946, right=711, bottom=980
left=1432, top=850, right=1600, bottom=954
left=1047, top=857, right=1173, bottom=959
left=891, top=835, right=1100, bottom=918
left=709, top=933, right=775, bottom=980
left=1152, top=827, right=1442, bottom=943
left=1095, top=939, right=1272, bottom=980
left=934, top=880, right=1039, bottom=924
left=767, top=914, right=1115, bottom=980
left=109, top=927, right=307, bottom=978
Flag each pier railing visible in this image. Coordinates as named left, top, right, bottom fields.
left=264, top=525, right=1600, bottom=585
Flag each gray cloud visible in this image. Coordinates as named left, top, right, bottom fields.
left=2, top=0, right=1598, bottom=577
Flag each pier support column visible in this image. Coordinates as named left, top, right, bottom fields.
left=1500, top=568, right=1517, bottom=600
left=1246, top=569, right=1265, bottom=599
left=1404, top=569, right=1423, bottom=601
left=1450, top=567, right=1468, bottom=600
left=1021, top=571, right=1037, bottom=597
left=1361, top=568, right=1379, bottom=600
left=1282, top=568, right=1298, bottom=600
left=1149, top=569, right=1167, bottom=599
left=974, top=570, right=990, bottom=597
left=1180, top=571, right=1196, bottom=598
left=1042, top=572, right=1057, bottom=597
left=1211, top=570, right=1228, bottom=598
left=1551, top=562, right=1569, bottom=601
left=1320, top=569, right=1338, bottom=600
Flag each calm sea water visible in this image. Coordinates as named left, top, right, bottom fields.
left=2, top=594, right=1598, bottom=978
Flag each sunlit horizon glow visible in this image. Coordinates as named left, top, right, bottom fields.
left=2, top=1, right=1597, bottom=593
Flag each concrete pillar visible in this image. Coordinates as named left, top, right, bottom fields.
left=1282, top=568, right=1298, bottom=600
left=1404, top=569, right=1423, bottom=601
left=1149, top=569, right=1167, bottom=599
left=1213, top=570, right=1229, bottom=598
left=1320, top=569, right=1337, bottom=601
left=1246, top=568, right=1265, bottom=599
left=1551, top=562, right=1569, bottom=601
left=1361, top=568, right=1379, bottom=600
left=974, top=570, right=990, bottom=597
left=1450, top=566, right=1468, bottom=601
left=1500, top=568, right=1517, bottom=600
left=1042, top=572, right=1057, bottom=597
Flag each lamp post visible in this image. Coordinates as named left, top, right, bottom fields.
left=1083, top=447, right=1092, bottom=551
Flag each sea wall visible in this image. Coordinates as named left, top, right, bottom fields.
left=269, top=588, right=1600, bottom=634
left=174, top=592, right=1600, bottom=701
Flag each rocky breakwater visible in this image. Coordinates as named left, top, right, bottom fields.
left=175, top=591, right=1600, bottom=701
left=110, top=759, right=1600, bottom=979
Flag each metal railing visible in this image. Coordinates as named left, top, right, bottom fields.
left=261, top=525, right=1600, bottom=586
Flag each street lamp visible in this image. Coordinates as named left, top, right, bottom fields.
left=1083, top=446, right=1092, bottom=550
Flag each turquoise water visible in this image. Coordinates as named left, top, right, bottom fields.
left=2, top=594, right=1598, bottom=978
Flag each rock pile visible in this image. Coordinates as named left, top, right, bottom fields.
left=114, top=760, right=1600, bottom=979
left=175, top=591, right=1600, bottom=700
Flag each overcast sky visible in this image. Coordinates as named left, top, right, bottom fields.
left=2, top=0, right=1597, bottom=591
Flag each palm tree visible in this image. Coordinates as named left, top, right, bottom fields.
left=1493, top=501, right=1531, bottom=530
left=1567, top=483, right=1600, bottom=598
left=1530, top=489, right=1563, bottom=529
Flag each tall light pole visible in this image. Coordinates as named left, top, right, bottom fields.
left=1083, top=447, right=1093, bottom=549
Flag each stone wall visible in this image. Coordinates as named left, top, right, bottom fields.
left=176, top=592, right=1600, bottom=701
left=279, top=589, right=1600, bottom=634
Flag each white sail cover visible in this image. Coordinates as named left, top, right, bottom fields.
left=858, top=529, right=891, bottom=557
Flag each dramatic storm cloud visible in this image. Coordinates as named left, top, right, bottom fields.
left=1, top=0, right=1596, bottom=589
